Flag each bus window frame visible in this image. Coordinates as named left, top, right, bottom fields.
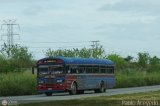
left=65, top=64, right=114, bottom=74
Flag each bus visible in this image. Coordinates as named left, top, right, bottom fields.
left=33, top=57, right=115, bottom=96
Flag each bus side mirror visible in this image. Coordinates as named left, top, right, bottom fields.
left=32, top=67, right=35, bottom=74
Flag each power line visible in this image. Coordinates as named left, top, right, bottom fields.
left=17, top=40, right=90, bottom=44
left=27, top=45, right=85, bottom=49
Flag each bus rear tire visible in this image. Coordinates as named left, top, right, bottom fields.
left=99, top=83, right=105, bottom=93
left=45, top=92, right=52, bottom=96
left=94, top=82, right=105, bottom=93
left=69, top=82, right=77, bottom=95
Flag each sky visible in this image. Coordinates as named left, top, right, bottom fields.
left=0, top=0, right=160, bottom=59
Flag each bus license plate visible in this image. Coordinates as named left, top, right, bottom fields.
left=48, top=88, right=52, bottom=90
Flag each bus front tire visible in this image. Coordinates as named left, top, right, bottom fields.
left=69, top=82, right=77, bottom=95
left=45, top=92, right=53, bottom=96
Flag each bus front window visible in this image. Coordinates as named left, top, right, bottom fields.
left=38, top=68, right=49, bottom=77
left=38, top=66, right=63, bottom=77
left=50, top=67, right=63, bottom=74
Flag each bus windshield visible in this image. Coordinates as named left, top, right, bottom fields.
left=38, top=65, right=63, bottom=77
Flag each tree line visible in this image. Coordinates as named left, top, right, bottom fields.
left=0, top=43, right=160, bottom=73
left=45, top=45, right=160, bottom=72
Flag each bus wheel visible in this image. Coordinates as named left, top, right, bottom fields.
left=99, top=83, right=105, bottom=93
left=94, top=83, right=105, bottom=93
left=45, top=92, right=52, bottom=96
left=69, top=82, right=77, bottom=95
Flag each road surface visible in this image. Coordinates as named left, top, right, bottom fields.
left=0, top=85, right=160, bottom=104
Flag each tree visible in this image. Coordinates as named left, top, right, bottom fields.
left=45, top=46, right=105, bottom=59
left=137, top=52, right=149, bottom=68
left=107, top=54, right=126, bottom=70
left=92, top=45, right=105, bottom=58
left=77, top=48, right=92, bottom=58
left=0, top=44, right=34, bottom=72
left=149, top=56, right=160, bottom=66
left=124, top=56, right=133, bottom=62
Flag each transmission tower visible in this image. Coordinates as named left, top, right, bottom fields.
left=1, top=19, right=20, bottom=47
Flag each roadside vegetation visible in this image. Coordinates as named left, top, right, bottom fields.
left=19, top=90, right=160, bottom=106
left=0, top=43, right=160, bottom=96
left=0, top=71, right=36, bottom=96
left=0, top=44, right=36, bottom=96
left=116, top=70, right=160, bottom=88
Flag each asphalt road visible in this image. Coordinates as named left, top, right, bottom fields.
left=0, top=85, right=160, bottom=104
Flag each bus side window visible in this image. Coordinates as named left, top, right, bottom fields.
left=100, top=69, right=106, bottom=73
left=76, top=69, right=79, bottom=74
left=70, top=68, right=76, bottom=74
left=86, top=66, right=92, bottom=73
left=68, top=70, right=71, bottom=74
left=79, top=68, right=84, bottom=73
left=70, top=67, right=80, bottom=74
left=92, top=66, right=99, bottom=73
left=79, top=66, right=86, bottom=73
left=106, top=68, right=113, bottom=74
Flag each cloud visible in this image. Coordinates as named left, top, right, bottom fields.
left=93, top=17, right=160, bottom=41
left=0, top=0, right=48, bottom=3
left=98, top=0, right=160, bottom=15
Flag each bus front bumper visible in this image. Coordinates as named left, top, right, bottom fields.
left=37, top=90, right=65, bottom=93
left=37, top=84, right=67, bottom=92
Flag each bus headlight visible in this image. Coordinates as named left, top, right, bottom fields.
left=56, top=79, right=63, bottom=83
left=39, top=80, right=44, bottom=84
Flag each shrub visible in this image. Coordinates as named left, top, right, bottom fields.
left=115, top=69, right=160, bottom=88
left=107, top=54, right=127, bottom=70
left=0, top=71, right=36, bottom=96
left=0, top=44, right=34, bottom=73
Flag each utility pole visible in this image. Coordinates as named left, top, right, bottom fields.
left=90, top=40, right=99, bottom=50
left=90, top=40, right=100, bottom=58
left=1, top=19, right=20, bottom=47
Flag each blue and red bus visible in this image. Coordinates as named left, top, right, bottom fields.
left=34, top=57, right=115, bottom=96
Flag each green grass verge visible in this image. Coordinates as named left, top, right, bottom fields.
left=115, top=69, right=160, bottom=88
left=19, top=91, right=160, bottom=106
left=0, top=71, right=36, bottom=96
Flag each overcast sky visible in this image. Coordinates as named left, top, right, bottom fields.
left=0, top=0, right=160, bottom=59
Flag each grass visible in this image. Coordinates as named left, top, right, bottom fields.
left=115, top=69, right=160, bottom=88
left=19, top=90, right=160, bottom=106
left=0, top=71, right=36, bottom=96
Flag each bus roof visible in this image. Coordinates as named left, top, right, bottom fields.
left=39, top=57, right=114, bottom=66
